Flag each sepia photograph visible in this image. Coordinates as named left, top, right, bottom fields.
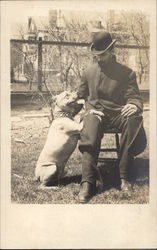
left=10, top=3, right=149, bottom=205
left=1, top=0, right=157, bottom=249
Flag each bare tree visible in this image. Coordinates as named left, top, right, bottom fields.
left=116, top=11, right=149, bottom=85
left=126, top=12, right=149, bottom=84
left=11, top=23, right=38, bottom=88
left=97, top=10, right=149, bottom=86
left=41, top=15, right=92, bottom=92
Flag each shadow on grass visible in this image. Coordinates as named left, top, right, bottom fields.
left=60, top=174, right=82, bottom=185
left=99, top=157, right=149, bottom=191
left=130, top=158, right=149, bottom=185
left=60, top=158, right=149, bottom=191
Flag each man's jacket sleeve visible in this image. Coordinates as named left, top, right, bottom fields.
left=77, top=71, right=89, bottom=100
left=124, top=71, right=143, bottom=112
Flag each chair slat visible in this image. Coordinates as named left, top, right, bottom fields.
left=99, top=129, right=121, bottom=162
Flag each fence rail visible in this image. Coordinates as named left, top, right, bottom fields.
left=10, top=38, right=150, bottom=92
left=10, top=38, right=150, bottom=49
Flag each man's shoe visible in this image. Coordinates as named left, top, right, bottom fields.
left=120, top=179, right=132, bottom=192
left=78, top=182, right=95, bottom=203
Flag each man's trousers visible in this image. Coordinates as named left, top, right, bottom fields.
left=78, top=112, right=147, bottom=184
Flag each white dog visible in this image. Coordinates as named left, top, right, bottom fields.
left=35, top=91, right=84, bottom=187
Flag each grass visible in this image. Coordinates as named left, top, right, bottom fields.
left=11, top=106, right=149, bottom=204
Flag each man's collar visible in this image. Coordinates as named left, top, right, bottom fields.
left=98, top=54, right=116, bottom=68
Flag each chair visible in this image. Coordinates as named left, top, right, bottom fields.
left=98, top=128, right=122, bottom=162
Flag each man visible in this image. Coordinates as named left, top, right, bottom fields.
left=77, top=31, right=147, bottom=203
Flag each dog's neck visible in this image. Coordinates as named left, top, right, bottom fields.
left=53, top=104, right=74, bottom=120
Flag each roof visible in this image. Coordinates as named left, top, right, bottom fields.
left=28, top=16, right=49, bottom=32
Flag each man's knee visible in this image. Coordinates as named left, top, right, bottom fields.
left=127, top=114, right=143, bottom=122
left=83, top=113, right=104, bottom=141
left=121, top=114, right=146, bottom=155
left=79, top=113, right=103, bottom=153
left=83, top=113, right=102, bottom=132
left=121, top=114, right=143, bottom=129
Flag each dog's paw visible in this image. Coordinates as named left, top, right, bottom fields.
left=76, top=99, right=85, bottom=105
left=37, top=184, right=59, bottom=191
left=89, top=110, right=104, bottom=117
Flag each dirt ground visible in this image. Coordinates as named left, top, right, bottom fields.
left=11, top=105, right=149, bottom=204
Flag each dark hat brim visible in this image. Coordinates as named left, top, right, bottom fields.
left=90, top=39, right=116, bottom=55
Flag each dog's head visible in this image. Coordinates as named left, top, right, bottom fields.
left=54, top=91, right=83, bottom=117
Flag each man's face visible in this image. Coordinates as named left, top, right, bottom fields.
left=94, top=49, right=114, bottom=64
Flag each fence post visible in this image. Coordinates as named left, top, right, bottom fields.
left=38, top=37, right=42, bottom=91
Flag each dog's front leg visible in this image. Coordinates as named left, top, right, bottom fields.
left=61, top=118, right=83, bottom=135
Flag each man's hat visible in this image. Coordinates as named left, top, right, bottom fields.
left=90, top=31, right=116, bottom=55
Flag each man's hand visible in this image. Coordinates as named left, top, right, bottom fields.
left=121, top=104, right=138, bottom=117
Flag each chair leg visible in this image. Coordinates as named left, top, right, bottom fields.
left=115, top=133, right=120, bottom=158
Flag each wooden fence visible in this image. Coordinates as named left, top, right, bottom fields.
left=10, top=38, right=150, bottom=92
